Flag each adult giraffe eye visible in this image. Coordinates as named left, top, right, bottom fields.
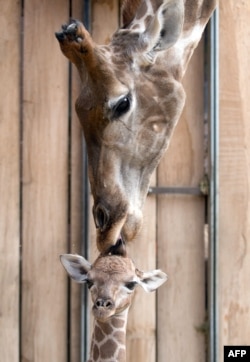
left=113, top=95, right=131, bottom=118
left=125, top=281, right=137, bottom=291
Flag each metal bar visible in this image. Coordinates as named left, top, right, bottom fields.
left=148, top=186, right=203, bottom=196
left=208, top=8, right=219, bottom=362
left=81, top=4, right=91, bottom=362
left=81, top=139, right=90, bottom=362
left=148, top=175, right=209, bottom=196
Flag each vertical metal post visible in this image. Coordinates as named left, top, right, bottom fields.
left=208, top=8, right=219, bottom=362
left=81, top=3, right=91, bottom=362
left=81, top=143, right=90, bottom=362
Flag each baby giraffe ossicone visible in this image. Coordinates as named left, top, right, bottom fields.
left=60, top=245, right=167, bottom=362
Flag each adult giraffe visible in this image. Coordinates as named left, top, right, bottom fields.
left=56, top=0, right=217, bottom=253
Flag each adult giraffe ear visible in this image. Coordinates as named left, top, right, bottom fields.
left=60, top=254, right=91, bottom=283
left=117, top=0, right=184, bottom=64
left=150, top=0, right=184, bottom=52
left=135, top=268, right=168, bottom=292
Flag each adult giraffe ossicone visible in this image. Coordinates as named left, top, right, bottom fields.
left=60, top=241, right=167, bottom=362
left=55, top=0, right=217, bottom=253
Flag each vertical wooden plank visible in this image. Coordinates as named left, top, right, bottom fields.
left=219, top=2, right=250, bottom=360
left=157, top=41, right=206, bottom=362
left=126, top=181, right=157, bottom=362
left=70, top=2, right=84, bottom=361
left=0, top=1, right=20, bottom=361
left=22, top=1, right=69, bottom=361
left=91, top=0, right=119, bottom=43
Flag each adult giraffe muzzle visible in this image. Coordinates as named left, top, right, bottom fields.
left=55, top=0, right=217, bottom=253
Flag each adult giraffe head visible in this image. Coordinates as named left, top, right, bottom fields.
left=56, top=0, right=217, bottom=253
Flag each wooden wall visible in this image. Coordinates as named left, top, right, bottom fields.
left=0, top=0, right=83, bottom=361
left=1, top=1, right=250, bottom=362
left=1, top=2, right=20, bottom=361
left=157, top=39, right=206, bottom=362
left=219, top=1, right=250, bottom=360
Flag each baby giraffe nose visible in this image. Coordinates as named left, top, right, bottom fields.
left=93, top=203, right=110, bottom=231
left=95, top=298, right=114, bottom=309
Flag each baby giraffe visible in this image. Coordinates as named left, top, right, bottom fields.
left=60, top=243, right=167, bottom=362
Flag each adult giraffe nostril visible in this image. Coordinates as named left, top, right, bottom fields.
left=94, top=204, right=109, bottom=231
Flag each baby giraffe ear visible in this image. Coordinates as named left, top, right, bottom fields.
left=136, top=268, right=168, bottom=292
left=60, top=254, right=91, bottom=283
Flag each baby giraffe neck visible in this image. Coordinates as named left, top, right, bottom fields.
left=88, top=309, right=128, bottom=362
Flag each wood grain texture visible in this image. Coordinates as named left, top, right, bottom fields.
left=219, top=2, right=250, bottom=359
left=157, top=40, right=206, bottom=362
left=91, top=0, right=119, bottom=44
left=0, top=1, right=20, bottom=361
left=21, top=1, right=69, bottom=361
left=126, top=181, right=157, bottom=362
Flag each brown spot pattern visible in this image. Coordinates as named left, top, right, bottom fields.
left=100, top=339, right=118, bottom=359
left=97, top=320, right=113, bottom=335
left=93, top=343, right=99, bottom=360
left=135, top=1, right=147, bottom=20
left=94, top=325, right=105, bottom=342
left=113, top=330, right=126, bottom=344
left=111, top=317, right=125, bottom=329
left=144, top=15, right=153, bottom=28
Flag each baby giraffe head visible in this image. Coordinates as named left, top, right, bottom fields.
left=60, top=251, right=167, bottom=322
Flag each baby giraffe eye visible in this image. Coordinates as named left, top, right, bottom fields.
left=125, top=281, right=137, bottom=291
left=85, top=279, right=94, bottom=289
left=113, top=95, right=131, bottom=118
